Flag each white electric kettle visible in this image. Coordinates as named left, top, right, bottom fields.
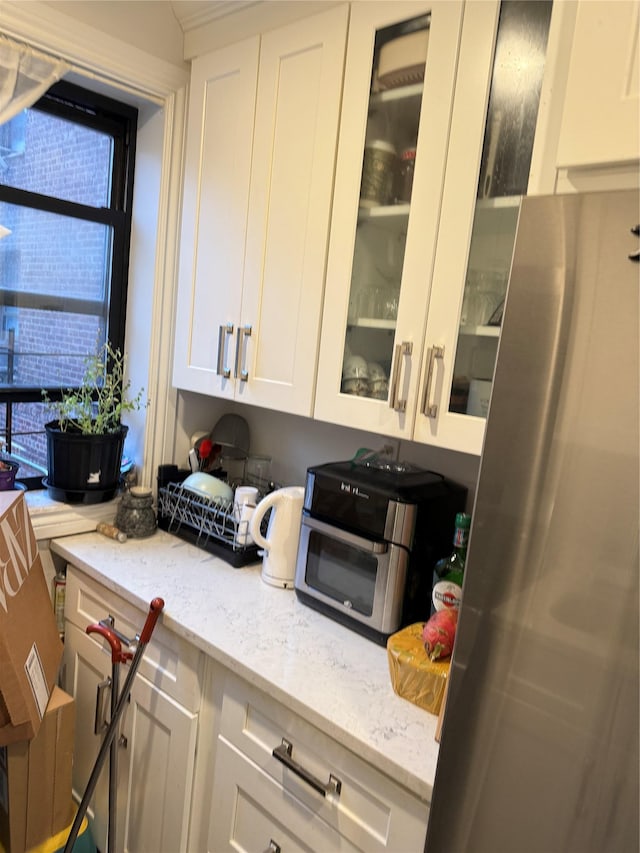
left=249, top=486, right=305, bottom=588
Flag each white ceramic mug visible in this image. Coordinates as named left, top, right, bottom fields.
left=249, top=486, right=305, bottom=588
left=233, top=486, right=259, bottom=546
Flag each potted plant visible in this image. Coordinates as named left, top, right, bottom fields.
left=43, top=343, right=147, bottom=503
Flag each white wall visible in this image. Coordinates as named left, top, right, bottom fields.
left=42, top=0, right=188, bottom=67
left=174, top=391, right=480, bottom=509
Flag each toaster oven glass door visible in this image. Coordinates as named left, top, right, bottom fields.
left=295, top=515, right=408, bottom=635
left=306, top=532, right=378, bottom=616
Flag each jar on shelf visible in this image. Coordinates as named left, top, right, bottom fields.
left=360, top=140, right=397, bottom=206
left=115, top=486, right=157, bottom=538
left=396, top=147, right=416, bottom=203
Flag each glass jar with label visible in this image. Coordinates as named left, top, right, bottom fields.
left=360, top=139, right=397, bottom=206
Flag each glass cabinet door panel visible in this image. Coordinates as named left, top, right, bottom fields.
left=341, top=14, right=429, bottom=402
left=448, top=0, right=552, bottom=419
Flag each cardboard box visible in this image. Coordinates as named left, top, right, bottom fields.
left=0, top=492, right=63, bottom=746
left=0, top=686, right=75, bottom=851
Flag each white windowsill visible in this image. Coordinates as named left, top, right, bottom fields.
left=25, top=489, right=120, bottom=541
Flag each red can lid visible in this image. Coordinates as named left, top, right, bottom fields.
left=401, top=148, right=417, bottom=161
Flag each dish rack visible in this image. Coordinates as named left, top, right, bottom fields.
left=157, top=475, right=273, bottom=567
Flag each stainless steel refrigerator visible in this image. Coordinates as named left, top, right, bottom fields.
left=425, top=189, right=639, bottom=853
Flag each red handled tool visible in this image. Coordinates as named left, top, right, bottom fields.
left=64, top=597, right=164, bottom=853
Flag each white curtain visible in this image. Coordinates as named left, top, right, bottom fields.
left=0, top=34, right=69, bottom=125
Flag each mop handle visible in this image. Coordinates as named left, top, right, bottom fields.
left=64, top=597, right=165, bottom=853
left=139, top=597, right=164, bottom=643
left=86, top=624, right=133, bottom=664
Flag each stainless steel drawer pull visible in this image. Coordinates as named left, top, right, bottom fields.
left=216, top=323, right=233, bottom=378
left=263, top=842, right=281, bottom=853
left=235, top=324, right=252, bottom=381
left=94, top=677, right=111, bottom=734
left=421, top=344, right=445, bottom=417
left=389, top=340, right=413, bottom=412
left=272, top=738, right=342, bottom=798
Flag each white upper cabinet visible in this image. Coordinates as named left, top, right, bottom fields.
left=314, top=1, right=469, bottom=440
left=557, top=0, right=640, bottom=169
left=173, top=36, right=258, bottom=399
left=415, top=0, right=553, bottom=453
left=174, top=6, right=348, bottom=415
left=314, top=0, right=554, bottom=455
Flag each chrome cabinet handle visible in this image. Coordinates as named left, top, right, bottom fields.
left=388, top=341, right=413, bottom=412
left=421, top=344, right=445, bottom=418
left=234, top=325, right=252, bottom=381
left=272, top=738, right=342, bottom=798
left=216, top=323, right=234, bottom=378
left=263, top=842, right=280, bottom=853
left=94, top=677, right=111, bottom=734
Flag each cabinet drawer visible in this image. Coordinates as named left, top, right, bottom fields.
left=64, top=566, right=202, bottom=711
left=218, top=673, right=428, bottom=852
left=210, top=737, right=359, bottom=853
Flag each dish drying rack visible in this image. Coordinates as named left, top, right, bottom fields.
left=157, top=475, right=274, bottom=567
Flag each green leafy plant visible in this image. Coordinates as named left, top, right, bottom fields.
left=43, top=343, right=148, bottom=434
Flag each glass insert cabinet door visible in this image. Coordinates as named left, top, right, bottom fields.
left=447, top=0, right=553, bottom=421
left=341, top=13, right=428, bottom=403
left=315, top=0, right=467, bottom=440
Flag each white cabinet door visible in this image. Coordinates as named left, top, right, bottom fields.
left=173, top=37, right=259, bottom=399
left=63, top=621, right=125, bottom=853
left=238, top=6, right=348, bottom=415
left=63, top=569, right=201, bottom=853
left=314, top=1, right=468, bottom=439
left=120, top=672, right=198, bottom=853
left=412, top=0, right=501, bottom=453
left=174, top=6, right=348, bottom=416
left=415, top=0, right=554, bottom=453
left=557, top=0, right=640, bottom=168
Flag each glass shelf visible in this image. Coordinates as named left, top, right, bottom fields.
left=459, top=325, right=501, bottom=338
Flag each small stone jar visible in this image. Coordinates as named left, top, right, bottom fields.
left=115, top=486, right=157, bottom=538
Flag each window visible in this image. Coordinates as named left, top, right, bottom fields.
left=0, top=80, right=138, bottom=487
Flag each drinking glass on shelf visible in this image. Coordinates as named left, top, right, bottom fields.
left=476, top=272, right=505, bottom=325
left=460, top=272, right=481, bottom=327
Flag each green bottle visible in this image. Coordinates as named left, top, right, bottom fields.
left=431, top=512, right=471, bottom=613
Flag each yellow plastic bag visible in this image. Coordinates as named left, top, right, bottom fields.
left=387, top=622, right=450, bottom=715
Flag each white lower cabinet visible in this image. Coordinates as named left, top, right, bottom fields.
left=62, top=568, right=202, bottom=852
left=191, top=663, right=429, bottom=853
left=63, top=568, right=429, bottom=852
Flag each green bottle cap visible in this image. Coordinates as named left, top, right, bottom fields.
left=455, top=512, right=471, bottom=529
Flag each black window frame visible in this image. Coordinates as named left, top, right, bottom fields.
left=0, top=79, right=138, bottom=488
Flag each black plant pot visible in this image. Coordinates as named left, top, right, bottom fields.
left=45, top=421, right=128, bottom=504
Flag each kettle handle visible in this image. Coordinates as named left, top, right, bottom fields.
left=248, top=491, right=281, bottom=552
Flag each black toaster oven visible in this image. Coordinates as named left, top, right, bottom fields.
left=294, top=459, right=467, bottom=645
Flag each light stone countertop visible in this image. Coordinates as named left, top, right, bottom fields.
left=50, top=528, right=440, bottom=802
